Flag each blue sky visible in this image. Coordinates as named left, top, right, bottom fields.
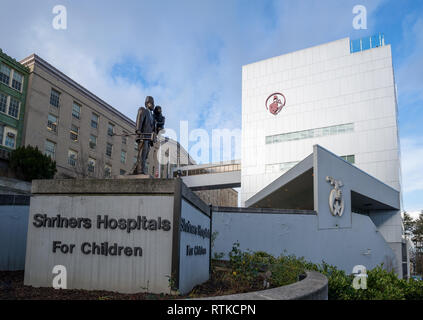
left=0, top=0, right=422, bottom=214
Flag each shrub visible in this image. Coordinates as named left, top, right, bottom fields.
left=225, top=243, right=423, bottom=300
left=228, top=242, right=305, bottom=288
left=9, top=145, right=57, bottom=181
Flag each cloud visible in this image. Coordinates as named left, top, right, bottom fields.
left=0, top=0, right=402, bottom=164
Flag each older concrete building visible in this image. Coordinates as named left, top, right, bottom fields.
left=20, top=54, right=148, bottom=178
left=17, top=53, right=238, bottom=204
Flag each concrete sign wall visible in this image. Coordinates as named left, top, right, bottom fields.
left=178, top=198, right=211, bottom=294
left=171, top=182, right=211, bottom=295
left=24, top=178, right=210, bottom=294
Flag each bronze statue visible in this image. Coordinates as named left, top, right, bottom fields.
left=134, top=96, right=156, bottom=175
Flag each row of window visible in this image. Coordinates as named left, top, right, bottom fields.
left=0, top=63, right=24, bottom=92
left=265, top=123, right=354, bottom=145
left=265, top=161, right=299, bottom=174
left=47, top=115, right=131, bottom=160
left=46, top=136, right=130, bottom=164
left=340, top=154, right=355, bottom=164
left=49, top=89, right=123, bottom=139
left=265, top=154, right=356, bottom=174
left=44, top=140, right=129, bottom=177
left=0, top=92, right=20, bottom=119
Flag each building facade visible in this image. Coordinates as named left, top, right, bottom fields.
left=20, top=54, right=156, bottom=178
left=0, top=49, right=29, bottom=162
left=241, top=35, right=401, bottom=206
left=17, top=53, right=237, bottom=205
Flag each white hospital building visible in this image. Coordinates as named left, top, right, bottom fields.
left=241, top=34, right=401, bottom=205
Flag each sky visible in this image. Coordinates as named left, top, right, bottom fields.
left=0, top=0, right=422, bottom=215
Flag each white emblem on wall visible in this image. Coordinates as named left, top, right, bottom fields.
left=326, top=176, right=344, bottom=217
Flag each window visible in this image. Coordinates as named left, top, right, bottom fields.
left=121, top=150, right=126, bottom=164
left=120, top=169, right=126, bottom=175
left=0, top=64, right=11, bottom=86
left=45, top=140, right=56, bottom=159
left=47, top=114, right=58, bottom=132
left=341, top=155, right=355, bottom=164
left=265, top=161, right=299, bottom=174
left=5, top=132, right=16, bottom=148
left=72, top=102, right=81, bottom=119
left=104, top=165, right=112, bottom=178
left=0, top=93, right=7, bottom=113
left=88, top=158, right=96, bottom=173
left=122, top=133, right=127, bottom=145
left=8, top=97, right=19, bottom=118
left=91, top=113, right=99, bottom=129
left=106, top=142, right=113, bottom=157
left=134, top=141, right=138, bottom=151
left=68, top=149, right=78, bottom=166
left=89, top=134, right=97, bottom=149
left=133, top=155, right=137, bottom=164
left=70, top=125, right=79, bottom=142
left=266, top=123, right=354, bottom=145
left=12, top=71, right=23, bottom=91
left=107, top=123, right=114, bottom=136
left=50, top=88, right=60, bottom=108
left=0, top=125, right=3, bottom=145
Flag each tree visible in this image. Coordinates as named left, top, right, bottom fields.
left=410, top=212, right=423, bottom=275
left=403, top=212, right=415, bottom=235
left=9, top=145, right=57, bottom=181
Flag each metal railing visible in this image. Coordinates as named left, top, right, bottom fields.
left=350, top=33, right=385, bottom=53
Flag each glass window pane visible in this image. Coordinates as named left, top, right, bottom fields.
left=45, top=140, right=56, bottom=159
left=0, top=93, right=7, bottom=113
left=8, top=97, right=19, bottom=118
left=72, top=102, right=81, bottom=119
left=91, top=113, right=99, bottom=128
left=108, top=123, right=114, bottom=136
left=0, top=64, right=11, bottom=85
left=47, top=114, right=58, bottom=132
left=50, top=89, right=60, bottom=107
left=106, top=143, right=113, bottom=157
left=12, top=71, right=23, bottom=91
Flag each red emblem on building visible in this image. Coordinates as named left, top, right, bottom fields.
left=265, top=93, right=286, bottom=115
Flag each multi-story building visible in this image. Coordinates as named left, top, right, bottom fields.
left=20, top=54, right=152, bottom=178
left=0, top=49, right=29, bottom=163
left=240, top=34, right=404, bottom=274
left=241, top=34, right=401, bottom=205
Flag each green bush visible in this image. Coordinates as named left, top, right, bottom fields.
left=228, top=242, right=305, bottom=288
left=9, top=145, right=57, bottom=181
left=400, top=278, right=423, bottom=300
left=226, top=243, right=423, bottom=300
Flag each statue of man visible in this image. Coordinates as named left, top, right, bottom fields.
left=134, top=96, right=155, bottom=175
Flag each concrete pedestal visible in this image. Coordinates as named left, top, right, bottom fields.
left=24, top=178, right=211, bottom=294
